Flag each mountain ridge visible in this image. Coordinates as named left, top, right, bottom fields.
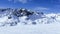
left=0, top=8, right=60, bottom=26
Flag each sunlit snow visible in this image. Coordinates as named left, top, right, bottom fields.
left=0, top=8, right=60, bottom=34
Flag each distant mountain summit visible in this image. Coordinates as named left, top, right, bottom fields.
left=0, top=8, right=60, bottom=27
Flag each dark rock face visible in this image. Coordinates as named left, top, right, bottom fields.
left=10, top=22, right=17, bottom=26
left=0, top=9, right=6, bottom=12
left=8, top=16, right=12, bottom=19
left=32, top=22, right=36, bottom=25
left=0, top=8, right=44, bottom=18
left=12, top=8, right=34, bottom=17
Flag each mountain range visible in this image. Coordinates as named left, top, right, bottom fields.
left=0, top=8, right=60, bottom=26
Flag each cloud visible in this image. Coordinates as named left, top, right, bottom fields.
left=33, top=7, right=53, bottom=13
left=8, top=0, right=32, bottom=4
left=34, top=7, right=49, bottom=11
left=33, top=7, right=60, bottom=13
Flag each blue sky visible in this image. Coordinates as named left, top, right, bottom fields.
left=0, top=0, right=60, bottom=13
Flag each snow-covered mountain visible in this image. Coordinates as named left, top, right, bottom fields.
left=0, top=8, right=60, bottom=26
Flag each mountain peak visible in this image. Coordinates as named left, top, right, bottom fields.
left=0, top=8, right=60, bottom=26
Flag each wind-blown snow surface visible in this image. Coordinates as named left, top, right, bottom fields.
left=0, top=8, right=60, bottom=34
left=0, top=24, right=60, bottom=34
